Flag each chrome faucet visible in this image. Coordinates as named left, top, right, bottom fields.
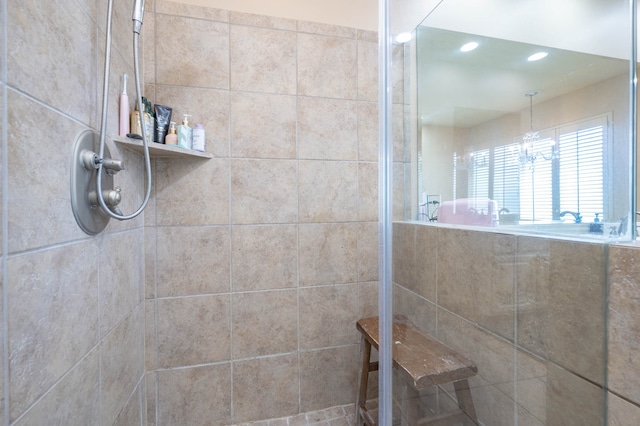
left=559, top=211, right=582, bottom=223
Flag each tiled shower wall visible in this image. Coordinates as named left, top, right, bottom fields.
left=142, top=1, right=404, bottom=424
left=2, top=0, right=146, bottom=424
left=393, top=222, right=640, bottom=425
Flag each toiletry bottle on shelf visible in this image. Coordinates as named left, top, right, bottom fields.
left=165, top=122, right=178, bottom=145
left=119, top=74, right=129, bottom=137
left=177, top=114, right=193, bottom=149
left=192, top=124, right=205, bottom=152
left=130, top=102, right=142, bottom=137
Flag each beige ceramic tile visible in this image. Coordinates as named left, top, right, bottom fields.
left=230, top=92, right=297, bottom=159
left=146, top=373, right=157, bottom=426
left=233, top=354, right=300, bottom=422
left=299, top=223, right=358, bottom=286
left=230, top=25, right=296, bottom=94
left=392, top=284, right=437, bottom=335
left=231, top=159, right=298, bottom=224
left=299, top=284, right=359, bottom=350
left=608, top=392, right=640, bottom=426
left=156, top=15, right=229, bottom=89
left=229, top=11, right=297, bottom=30
left=298, top=97, right=358, bottom=160
left=547, top=240, right=605, bottom=385
left=143, top=159, right=158, bottom=229
left=114, top=379, right=145, bottom=426
left=156, top=0, right=229, bottom=21
left=232, top=290, right=298, bottom=358
left=298, top=160, right=358, bottom=223
left=516, top=349, right=547, bottom=425
left=297, top=33, right=357, bottom=100
left=143, top=8, right=156, bottom=85
left=156, top=226, right=230, bottom=297
left=358, top=30, right=378, bottom=43
left=393, top=162, right=407, bottom=221
left=12, top=349, right=100, bottom=426
left=516, top=236, right=550, bottom=355
left=97, top=0, right=135, bottom=69
left=358, top=222, right=378, bottom=282
left=359, top=282, right=378, bottom=322
left=297, top=21, right=356, bottom=38
left=7, top=1, right=96, bottom=125
left=100, top=229, right=144, bottom=336
left=392, top=222, right=415, bottom=288
left=157, top=363, right=232, bottom=425
left=101, top=307, right=145, bottom=426
left=299, top=346, right=359, bottom=412
left=155, top=85, right=230, bottom=157
left=7, top=91, right=88, bottom=252
left=608, top=245, right=640, bottom=404
left=156, top=295, right=231, bottom=368
left=358, top=102, right=379, bottom=162
left=357, top=40, right=378, bottom=102
left=8, top=241, right=99, bottom=420
left=438, top=308, right=514, bottom=395
left=393, top=104, right=406, bottom=162
left=145, top=300, right=158, bottom=372
left=546, top=363, right=603, bottom=425
left=437, top=228, right=515, bottom=339
left=392, top=223, right=437, bottom=302
left=231, top=225, right=298, bottom=291
left=155, top=158, right=230, bottom=226
left=468, top=383, right=515, bottom=426
left=392, top=44, right=405, bottom=105
left=412, top=224, right=438, bottom=301
left=144, top=226, right=157, bottom=299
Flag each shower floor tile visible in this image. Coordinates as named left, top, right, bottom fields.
left=228, top=403, right=355, bottom=426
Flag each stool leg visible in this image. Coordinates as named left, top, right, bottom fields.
left=355, top=336, right=372, bottom=425
left=400, top=383, right=418, bottom=426
left=454, top=379, right=477, bottom=426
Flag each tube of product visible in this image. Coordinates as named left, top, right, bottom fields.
left=154, top=104, right=172, bottom=144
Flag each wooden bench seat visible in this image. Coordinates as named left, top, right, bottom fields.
left=355, top=316, right=478, bottom=426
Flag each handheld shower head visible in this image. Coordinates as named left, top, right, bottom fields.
left=132, top=0, right=145, bottom=34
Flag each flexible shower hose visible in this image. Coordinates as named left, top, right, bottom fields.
left=95, top=0, right=151, bottom=220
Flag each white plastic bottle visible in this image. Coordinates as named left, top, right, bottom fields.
left=192, top=124, right=206, bottom=152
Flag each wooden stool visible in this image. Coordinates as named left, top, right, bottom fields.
left=355, top=316, right=478, bottom=426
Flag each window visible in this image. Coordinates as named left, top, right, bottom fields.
left=467, top=115, right=608, bottom=223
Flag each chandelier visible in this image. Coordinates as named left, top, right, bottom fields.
left=518, top=91, right=558, bottom=167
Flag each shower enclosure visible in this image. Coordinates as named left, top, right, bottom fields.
left=380, top=0, right=638, bottom=424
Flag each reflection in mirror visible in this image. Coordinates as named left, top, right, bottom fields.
left=414, top=24, right=632, bottom=239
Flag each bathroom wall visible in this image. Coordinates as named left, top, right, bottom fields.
left=1, top=0, right=146, bottom=424
left=393, top=221, right=640, bottom=425
left=141, top=1, right=403, bottom=424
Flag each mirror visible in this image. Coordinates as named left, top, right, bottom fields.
left=414, top=1, right=633, bottom=239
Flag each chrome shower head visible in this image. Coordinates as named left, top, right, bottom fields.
left=132, top=0, right=145, bottom=34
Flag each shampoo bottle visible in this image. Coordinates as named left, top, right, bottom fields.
left=177, top=114, right=193, bottom=149
left=165, top=122, right=178, bottom=145
left=192, top=124, right=206, bottom=152
left=119, top=74, right=129, bottom=137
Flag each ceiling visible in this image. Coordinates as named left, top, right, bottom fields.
left=416, top=27, right=629, bottom=128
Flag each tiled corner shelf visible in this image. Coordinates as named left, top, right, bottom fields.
left=113, top=136, right=212, bottom=159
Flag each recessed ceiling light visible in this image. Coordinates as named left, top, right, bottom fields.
left=460, top=42, right=479, bottom=52
left=395, top=32, right=412, bottom=43
left=527, top=51, right=548, bottom=61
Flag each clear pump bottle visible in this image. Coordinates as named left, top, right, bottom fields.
left=177, top=114, right=192, bottom=149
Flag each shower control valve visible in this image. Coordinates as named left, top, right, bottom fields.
left=80, top=149, right=101, bottom=170
left=88, top=187, right=122, bottom=208
left=102, top=158, right=125, bottom=176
